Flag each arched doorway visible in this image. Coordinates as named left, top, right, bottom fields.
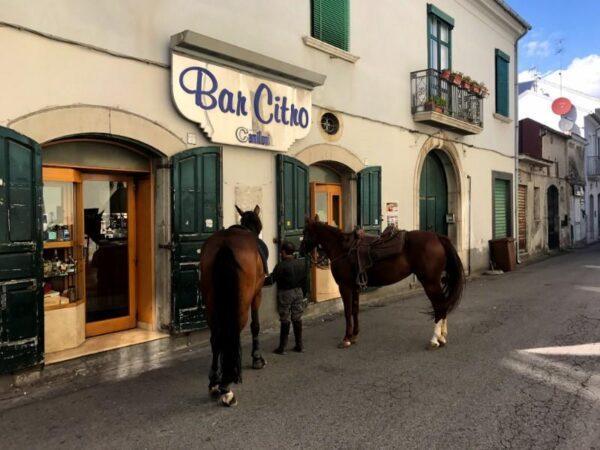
left=309, top=162, right=352, bottom=302
left=419, top=151, right=448, bottom=235
left=547, top=185, right=559, bottom=249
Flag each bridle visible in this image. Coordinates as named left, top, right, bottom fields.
left=307, top=243, right=346, bottom=269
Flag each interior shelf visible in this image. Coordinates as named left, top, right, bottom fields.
left=44, top=240, right=74, bottom=249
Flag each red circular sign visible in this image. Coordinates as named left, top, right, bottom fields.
left=552, top=97, right=573, bottom=116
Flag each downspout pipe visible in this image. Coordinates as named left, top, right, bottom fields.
left=514, top=26, right=530, bottom=264
left=467, top=174, right=472, bottom=276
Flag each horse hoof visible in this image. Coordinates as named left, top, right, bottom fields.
left=429, top=340, right=440, bottom=349
left=252, top=357, right=266, bottom=370
left=208, top=385, right=220, bottom=398
left=438, top=336, right=447, bottom=346
left=350, top=336, right=358, bottom=344
left=338, top=340, right=352, bottom=349
left=219, top=391, right=237, bottom=407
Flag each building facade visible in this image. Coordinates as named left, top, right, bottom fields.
left=519, top=76, right=600, bottom=245
left=0, top=0, right=528, bottom=374
left=518, top=118, right=586, bottom=257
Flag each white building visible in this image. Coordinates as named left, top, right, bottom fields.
left=519, top=76, right=600, bottom=242
left=0, top=0, right=529, bottom=374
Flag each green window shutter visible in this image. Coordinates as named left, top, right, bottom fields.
left=171, top=146, right=221, bottom=333
left=312, top=0, right=349, bottom=51
left=276, top=155, right=309, bottom=250
left=357, top=166, right=382, bottom=234
left=495, top=50, right=510, bottom=117
left=0, top=126, right=44, bottom=374
left=493, top=178, right=511, bottom=239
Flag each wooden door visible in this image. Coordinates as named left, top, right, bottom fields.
left=420, top=153, right=448, bottom=235
left=83, top=173, right=136, bottom=337
left=171, top=147, right=221, bottom=333
left=0, top=127, right=44, bottom=374
left=547, top=185, right=559, bottom=249
left=518, top=185, right=527, bottom=251
left=311, top=183, right=342, bottom=302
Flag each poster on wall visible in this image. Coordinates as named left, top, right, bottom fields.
left=171, top=52, right=313, bottom=152
left=386, top=202, right=399, bottom=228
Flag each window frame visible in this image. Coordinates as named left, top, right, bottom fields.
left=311, top=0, right=350, bottom=51
left=427, top=4, right=454, bottom=71
left=495, top=49, right=511, bottom=117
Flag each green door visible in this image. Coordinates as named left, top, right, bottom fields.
left=171, top=147, right=221, bottom=333
left=358, top=166, right=382, bottom=234
left=0, top=127, right=44, bottom=374
left=276, top=155, right=310, bottom=294
left=419, top=152, right=448, bottom=235
left=276, top=155, right=309, bottom=252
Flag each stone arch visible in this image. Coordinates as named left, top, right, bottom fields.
left=8, top=104, right=185, bottom=156
left=414, top=135, right=463, bottom=250
left=293, top=143, right=365, bottom=174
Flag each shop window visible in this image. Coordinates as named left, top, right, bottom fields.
left=495, top=49, right=510, bottom=117
left=311, top=0, right=350, bottom=51
left=427, top=4, right=454, bottom=71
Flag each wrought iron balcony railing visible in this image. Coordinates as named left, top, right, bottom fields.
left=588, top=156, right=600, bottom=177
left=410, top=69, right=484, bottom=134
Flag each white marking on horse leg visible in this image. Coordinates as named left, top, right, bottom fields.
left=219, top=390, right=236, bottom=406
left=430, top=320, right=443, bottom=348
left=441, top=318, right=448, bottom=340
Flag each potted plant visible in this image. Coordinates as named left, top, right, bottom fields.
left=440, top=69, right=452, bottom=81
left=450, top=71, right=463, bottom=86
left=424, top=96, right=435, bottom=111
left=479, top=83, right=489, bottom=98
left=471, top=81, right=481, bottom=95
left=434, top=96, right=447, bottom=113
left=461, top=75, right=472, bottom=91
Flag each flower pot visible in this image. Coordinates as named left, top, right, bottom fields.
left=424, top=101, right=435, bottom=111
left=462, top=82, right=472, bottom=91
left=451, top=75, right=462, bottom=86
left=434, top=106, right=444, bottom=113
left=472, top=86, right=481, bottom=95
left=441, top=70, right=451, bottom=81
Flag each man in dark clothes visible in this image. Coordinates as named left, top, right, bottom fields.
left=269, top=241, right=308, bottom=354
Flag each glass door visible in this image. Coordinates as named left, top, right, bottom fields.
left=310, top=183, right=343, bottom=302
left=83, top=174, right=136, bottom=336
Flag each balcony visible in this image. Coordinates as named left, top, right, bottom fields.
left=588, top=156, right=600, bottom=177
left=411, top=69, right=484, bottom=135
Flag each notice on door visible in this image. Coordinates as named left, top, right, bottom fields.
left=386, top=202, right=399, bottom=228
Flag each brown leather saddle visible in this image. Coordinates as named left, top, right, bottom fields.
left=350, top=225, right=407, bottom=289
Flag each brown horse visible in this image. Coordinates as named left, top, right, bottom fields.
left=299, top=217, right=464, bottom=349
left=200, top=205, right=266, bottom=406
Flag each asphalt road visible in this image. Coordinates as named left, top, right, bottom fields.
left=2, top=246, right=600, bottom=449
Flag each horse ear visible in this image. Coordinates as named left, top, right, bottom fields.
left=235, top=205, right=244, bottom=216
left=253, top=204, right=260, bottom=216
left=314, top=214, right=320, bottom=222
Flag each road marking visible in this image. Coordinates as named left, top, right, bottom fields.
left=576, top=285, right=600, bottom=293
left=583, top=265, right=600, bottom=269
left=522, top=342, right=600, bottom=356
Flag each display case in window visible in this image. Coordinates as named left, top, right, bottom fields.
left=42, top=168, right=85, bottom=311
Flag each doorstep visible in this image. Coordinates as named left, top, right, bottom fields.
left=45, top=328, right=170, bottom=365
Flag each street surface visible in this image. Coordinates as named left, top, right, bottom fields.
left=1, top=246, right=600, bottom=449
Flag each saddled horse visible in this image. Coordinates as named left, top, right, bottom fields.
left=200, top=205, right=267, bottom=406
left=299, top=216, right=465, bottom=349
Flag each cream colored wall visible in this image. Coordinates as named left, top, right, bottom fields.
left=1, top=0, right=524, bottom=156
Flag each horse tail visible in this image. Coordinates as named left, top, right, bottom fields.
left=438, top=235, right=465, bottom=315
left=212, top=244, right=242, bottom=385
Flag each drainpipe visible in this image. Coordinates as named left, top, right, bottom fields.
left=514, top=27, right=529, bottom=264
left=467, top=174, right=472, bottom=276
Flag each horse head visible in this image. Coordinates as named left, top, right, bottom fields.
left=236, top=204, right=263, bottom=236
left=299, top=214, right=322, bottom=256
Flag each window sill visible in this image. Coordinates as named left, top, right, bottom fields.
left=302, top=36, right=359, bottom=63
left=493, top=112, right=512, bottom=123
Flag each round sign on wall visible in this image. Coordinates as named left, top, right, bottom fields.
left=552, top=97, right=573, bottom=116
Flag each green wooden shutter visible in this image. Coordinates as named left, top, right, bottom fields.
left=493, top=178, right=510, bottom=239
left=312, top=0, right=349, bottom=51
left=495, top=50, right=510, bottom=117
left=276, top=155, right=309, bottom=251
left=358, top=166, right=382, bottom=234
left=171, top=147, right=221, bottom=333
left=0, top=126, right=44, bottom=374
